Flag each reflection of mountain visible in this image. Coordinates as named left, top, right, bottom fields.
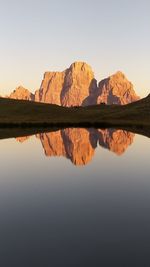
left=17, top=128, right=135, bottom=166
left=98, top=129, right=134, bottom=155
left=37, top=128, right=96, bottom=166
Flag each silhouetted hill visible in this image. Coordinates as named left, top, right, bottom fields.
left=0, top=94, right=149, bottom=131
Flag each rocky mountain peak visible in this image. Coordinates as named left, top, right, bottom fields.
left=61, top=61, right=97, bottom=107
left=111, top=71, right=126, bottom=79
left=8, top=62, right=140, bottom=106
left=97, top=71, right=140, bottom=105
left=69, top=61, right=93, bottom=72
left=35, top=61, right=97, bottom=106
left=9, top=86, right=34, bottom=101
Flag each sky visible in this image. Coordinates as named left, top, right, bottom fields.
left=0, top=0, right=150, bottom=97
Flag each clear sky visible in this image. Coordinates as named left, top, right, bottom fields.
left=0, top=0, right=150, bottom=97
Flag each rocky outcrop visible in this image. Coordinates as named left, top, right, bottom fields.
left=35, top=62, right=97, bottom=106
left=9, top=86, right=34, bottom=101
left=35, top=72, right=65, bottom=105
left=97, top=71, right=139, bottom=105
left=35, top=65, right=139, bottom=106
left=61, top=62, right=97, bottom=106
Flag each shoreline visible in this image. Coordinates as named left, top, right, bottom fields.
left=0, top=123, right=150, bottom=140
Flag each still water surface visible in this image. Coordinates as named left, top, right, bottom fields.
left=0, top=128, right=150, bottom=266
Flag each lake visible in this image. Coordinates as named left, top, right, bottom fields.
left=0, top=128, right=150, bottom=266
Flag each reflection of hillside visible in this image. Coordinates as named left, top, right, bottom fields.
left=16, top=128, right=135, bottom=165
left=16, top=136, right=31, bottom=143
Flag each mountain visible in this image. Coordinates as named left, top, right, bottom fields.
left=97, top=71, right=140, bottom=105
left=7, top=62, right=138, bottom=106
left=9, top=86, right=34, bottom=101
left=35, top=72, right=65, bottom=105
left=35, top=62, right=97, bottom=106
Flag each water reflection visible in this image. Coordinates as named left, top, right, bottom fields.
left=16, top=128, right=135, bottom=165
left=0, top=128, right=150, bottom=266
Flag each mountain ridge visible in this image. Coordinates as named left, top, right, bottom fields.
left=7, top=62, right=139, bottom=105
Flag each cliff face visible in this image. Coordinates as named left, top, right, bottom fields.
left=61, top=62, right=97, bottom=106
left=9, top=86, right=34, bottom=101
left=97, top=71, right=140, bottom=105
left=35, top=65, right=139, bottom=106
left=35, top=62, right=97, bottom=106
left=35, top=72, right=66, bottom=105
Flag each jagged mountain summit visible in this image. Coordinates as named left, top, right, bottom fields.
left=9, top=62, right=139, bottom=106
left=35, top=62, right=97, bottom=106
left=97, top=71, right=140, bottom=105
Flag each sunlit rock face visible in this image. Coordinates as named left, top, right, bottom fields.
left=35, top=62, right=97, bottom=106
left=98, top=129, right=135, bottom=155
left=35, top=72, right=66, bottom=105
left=16, top=128, right=135, bottom=165
left=61, top=62, right=97, bottom=106
left=8, top=63, right=140, bottom=106
left=9, top=86, right=34, bottom=101
left=35, top=65, right=139, bottom=107
left=97, top=71, right=140, bottom=105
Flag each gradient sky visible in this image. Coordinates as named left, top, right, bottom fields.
left=0, top=0, right=150, bottom=97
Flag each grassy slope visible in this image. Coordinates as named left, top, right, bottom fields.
left=0, top=95, right=150, bottom=127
